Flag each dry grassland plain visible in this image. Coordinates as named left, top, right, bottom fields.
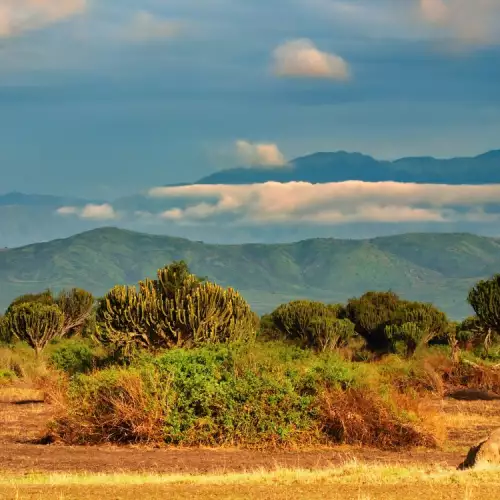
left=1, top=384, right=500, bottom=500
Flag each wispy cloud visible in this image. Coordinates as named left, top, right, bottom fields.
left=272, top=39, right=350, bottom=80
left=56, top=203, right=117, bottom=220
left=123, top=10, right=181, bottom=42
left=148, top=181, right=500, bottom=225
left=418, top=0, right=500, bottom=45
left=235, top=140, right=286, bottom=168
left=0, top=0, right=86, bottom=38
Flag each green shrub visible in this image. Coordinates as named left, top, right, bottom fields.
left=269, top=300, right=355, bottom=351
left=346, top=291, right=449, bottom=356
left=48, top=339, right=108, bottom=375
left=0, top=368, right=15, bottom=384
left=51, top=343, right=433, bottom=449
left=0, top=315, right=11, bottom=344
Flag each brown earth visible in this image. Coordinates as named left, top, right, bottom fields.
left=1, top=384, right=500, bottom=475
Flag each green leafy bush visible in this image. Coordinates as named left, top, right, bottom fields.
left=51, top=343, right=433, bottom=449
left=48, top=339, right=108, bottom=375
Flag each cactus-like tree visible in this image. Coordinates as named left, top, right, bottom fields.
left=5, top=288, right=95, bottom=339
left=5, top=303, right=64, bottom=356
left=95, top=261, right=257, bottom=354
left=467, top=275, right=500, bottom=353
left=345, top=291, right=401, bottom=350
left=270, top=300, right=354, bottom=351
left=56, top=288, right=95, bottom=337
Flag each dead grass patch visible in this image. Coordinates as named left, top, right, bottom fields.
left=319, top=388, right=437, bottom=449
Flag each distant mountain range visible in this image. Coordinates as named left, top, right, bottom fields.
left=194, top=149, right=500, bottom=185
left=2, top=149, right=500, bottom=248
left=2, top=227, right=500, bottom=318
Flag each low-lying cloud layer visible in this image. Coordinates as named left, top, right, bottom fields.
left=272, top=39, right=350, bottom=80
left=0, top=0, right=86, bottom=38
left=56, top=203, right=117, bottom=220
left=149, top=181, right=500, bottom=225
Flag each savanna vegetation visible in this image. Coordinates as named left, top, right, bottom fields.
left=1, top=261, right=500, bottom=452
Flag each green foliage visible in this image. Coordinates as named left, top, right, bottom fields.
left=0, top=368, right=15, bottom=384
left=345, top=291, right=449, bottom=356
left=3, top=288, right=95, bottom=346
left=95, top=262, right=258, bottom=354
left=48, top=338, right=107, bottom=376
left=53, top=343, right=431, bottom=448
left=455, top=316, right=487, bottom=347
left=269, top=300, right=354, bottom=352
left=56, top=288, right=95, bottom=337
left=307, top=317, right=356, bottom=352
left=468, top=275, right=500, bottom=352
left=345, top=291, right=401, bottom=350
left=385, top=323, right=426, bottom=357
left=0, top=314, right=11, bottom=344
left=5, top=289, right=55, bottom=315
left=2, top=227, right=500, bottom=319
left=4, top=303, right=64, bottom=356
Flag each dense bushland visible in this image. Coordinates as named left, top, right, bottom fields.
left=1, top=264, right=500, bottom=450
left=49, top=343, right=436, bottom=449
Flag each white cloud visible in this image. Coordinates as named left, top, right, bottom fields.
left=56, top=203, right=117, bottom=220
left=56, top=206, right=79, bottom=215
left=148, top=181, right=500, bottom=225
left=0, top=0, right=86, bottom=38
left=235, top=140, right=286, bottom=168
left=124, top=11, right=181, bottom=42
left=272, top=38, right=350, bottom=80
left=419, top=0, right=500, bottom=44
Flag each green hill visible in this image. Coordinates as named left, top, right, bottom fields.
left=1, top=227, right=500, bottom=318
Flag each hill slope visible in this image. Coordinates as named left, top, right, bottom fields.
left=1, top=228, right=500, bottom=318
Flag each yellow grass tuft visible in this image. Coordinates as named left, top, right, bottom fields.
left=1, top=461, right=500, bottom=488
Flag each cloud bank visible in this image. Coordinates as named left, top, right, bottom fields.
left=0, top=0, right=86, bottom=38
left=235, top=140, right=286, bottom=167
left=272, top=39, right=350, bottom=80
left=56, top=203, right=117, bottom=220
left=148, top=181, right=500, bottom=225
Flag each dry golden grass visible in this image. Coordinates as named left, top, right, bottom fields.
left=1, top=462, right=500, bottom=500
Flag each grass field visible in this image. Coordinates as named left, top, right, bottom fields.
left=1, top=463, right=500, bottom=499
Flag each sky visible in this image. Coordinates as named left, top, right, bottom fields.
left=0, top=0, right=499, bottom=200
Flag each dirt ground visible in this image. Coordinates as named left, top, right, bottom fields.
left=1, top=384, right=499, bottom=475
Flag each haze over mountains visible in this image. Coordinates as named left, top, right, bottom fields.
left=1, top=227, right=499, bottom=319
left=2, top=149, right=500, bottom=248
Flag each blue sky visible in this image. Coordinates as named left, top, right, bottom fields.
left=1, top=0, right=500, bottom=199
